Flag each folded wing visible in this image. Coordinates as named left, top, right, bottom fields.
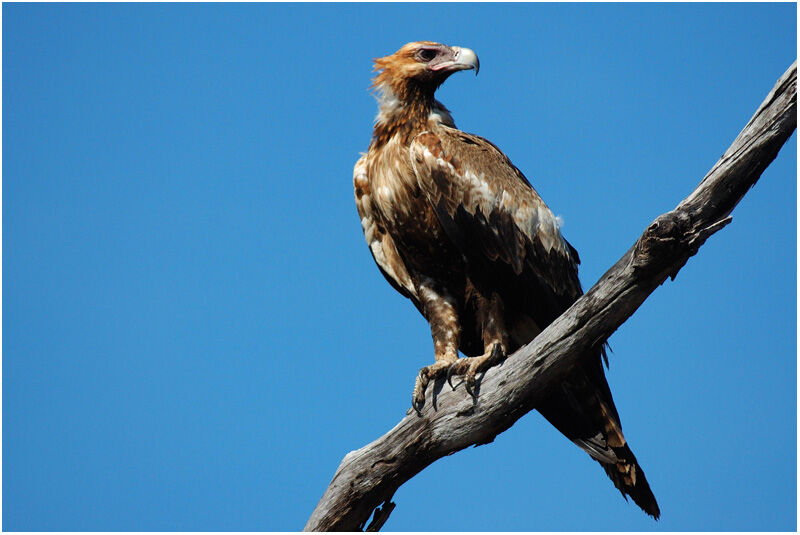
left=409, top=128, right=660, bottom=519
left=410, top=127, right=581, bottom=328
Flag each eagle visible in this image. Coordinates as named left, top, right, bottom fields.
left=353, top=41, right=660, bottom=519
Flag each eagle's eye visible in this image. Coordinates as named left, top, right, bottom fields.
left=417, top=48, right=437, bottom=62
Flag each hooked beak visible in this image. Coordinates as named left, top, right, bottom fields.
left=431, top=46, right=480, bottom=75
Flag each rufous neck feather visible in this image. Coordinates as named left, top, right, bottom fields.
left=371, top=80, right=435, bottom=147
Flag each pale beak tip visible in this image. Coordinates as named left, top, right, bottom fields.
left=456, top=47, right=480, bottom=76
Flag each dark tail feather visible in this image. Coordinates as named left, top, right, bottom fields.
left=595, top=441, right=660, bottom=519
left=537, top=356, right=660, bottom=519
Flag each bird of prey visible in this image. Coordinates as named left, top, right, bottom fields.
left=353, top=41, right=660, bottom=518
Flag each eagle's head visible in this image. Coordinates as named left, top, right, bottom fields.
left=372, top=41, right=479, bottom=103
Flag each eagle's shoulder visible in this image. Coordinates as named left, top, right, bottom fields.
left=353, top=155, right=417, bottom=300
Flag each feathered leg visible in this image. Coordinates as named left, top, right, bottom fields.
left=411, top=283, right=461, bottom=412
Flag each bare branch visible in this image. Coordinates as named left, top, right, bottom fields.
left=304, top=62, right=797, bottom=532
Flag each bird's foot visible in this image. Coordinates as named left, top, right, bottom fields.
left=446, top=343, right=506, bottom=398
left=412, top=357, right=457, bottom=414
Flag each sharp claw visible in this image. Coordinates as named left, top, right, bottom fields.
left=412, top=388, right=425, bottom=413
left=446, top=363, right=458, bottom=390
left=412, top=396, right=422, bottom=414
left=464, top=375, right=475, bottom=398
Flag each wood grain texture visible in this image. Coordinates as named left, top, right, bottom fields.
left=304, top=62, right=797, bottom=532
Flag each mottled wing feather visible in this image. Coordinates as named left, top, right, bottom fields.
left=410, top=128, right=581, bottom=320
left=353, top=156, right=418, bottom=301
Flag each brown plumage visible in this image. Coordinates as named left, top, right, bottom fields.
left=354, top=41, right=660, bottom=519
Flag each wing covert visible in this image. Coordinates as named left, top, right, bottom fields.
left=410, top=128, right=582, bottom=316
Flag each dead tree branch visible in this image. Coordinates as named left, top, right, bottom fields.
left=305, top=62, right=797, bottom=532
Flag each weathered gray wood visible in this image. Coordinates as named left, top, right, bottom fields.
left=304, top=62, right=797, bottom=532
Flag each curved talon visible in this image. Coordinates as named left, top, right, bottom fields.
left=446, top=363, right=459, bottom=390
left=464, top=374, right=476, bottom=398
left=412, top=387, right=423, bottom=413
left=412, top=369, right=428, bottom=413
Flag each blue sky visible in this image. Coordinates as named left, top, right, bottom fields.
left=3, top=2, right=796, bottom=531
